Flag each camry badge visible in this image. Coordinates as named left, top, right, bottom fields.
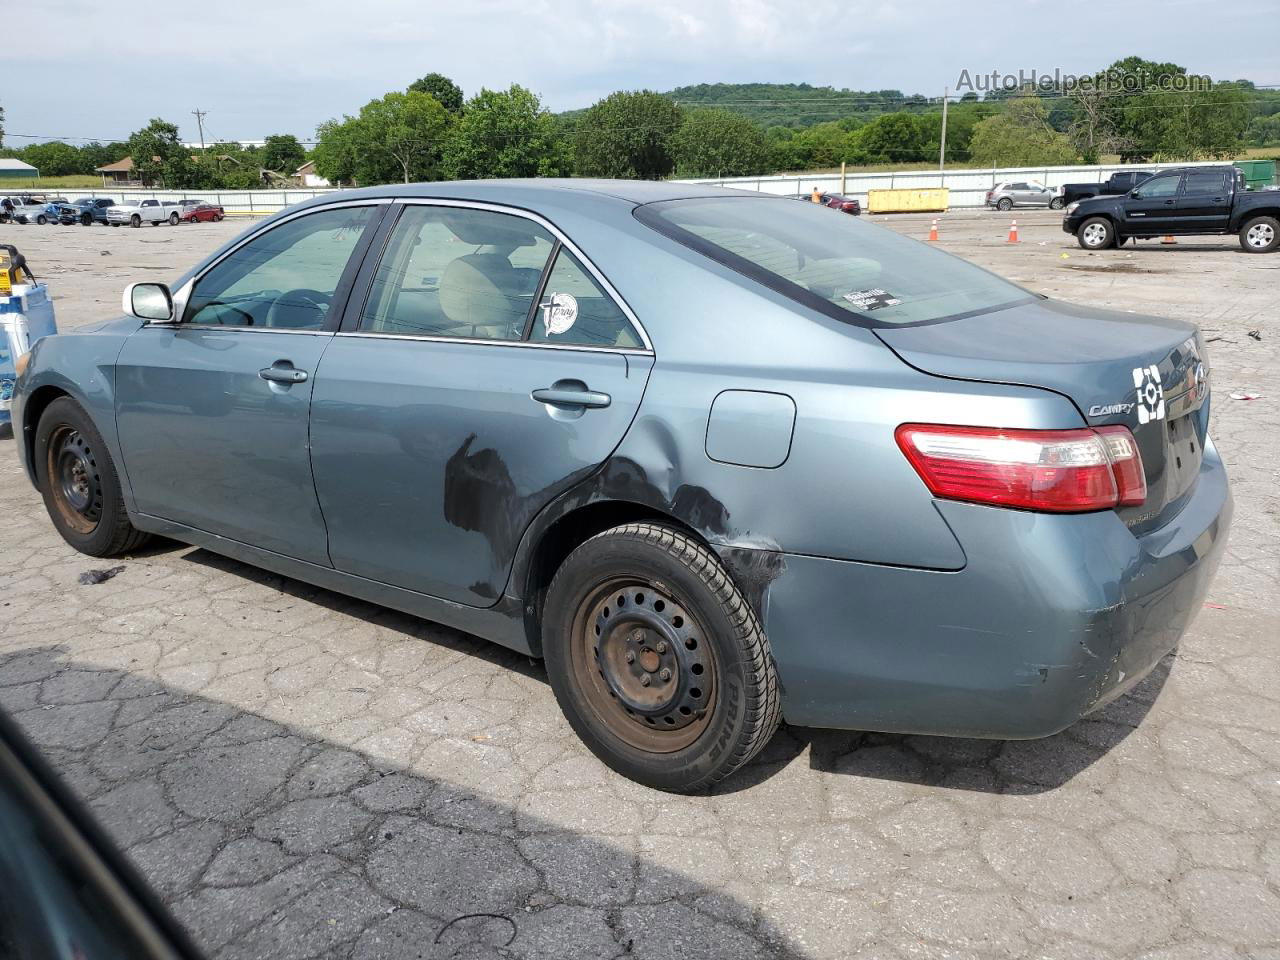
left=1088, top=402, right=1135, bottom=417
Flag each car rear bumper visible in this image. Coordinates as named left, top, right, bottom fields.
left=759, top=438, right=1232, bottom=737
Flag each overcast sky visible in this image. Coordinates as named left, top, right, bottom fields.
left=6, top=0, right=1276, bottom=146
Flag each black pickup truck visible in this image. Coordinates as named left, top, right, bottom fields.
left=1063, top=166, right=1279, bottom=253
left=1056, top=169, right=1153, bottom=206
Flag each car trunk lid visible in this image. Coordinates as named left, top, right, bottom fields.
left=875, top=297, right=1210, bottom=534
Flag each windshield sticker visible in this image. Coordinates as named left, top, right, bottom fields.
left=541, top=292, right=578, bottom=336
left=841, top=288, right=902, bottom=311
left=1133, top=365, right=1166, bottom=424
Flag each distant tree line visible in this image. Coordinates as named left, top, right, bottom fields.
left=2, top=58, right=1276, bottom=191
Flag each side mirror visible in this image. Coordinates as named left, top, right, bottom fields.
left=122, top=282, right=175, bottom=323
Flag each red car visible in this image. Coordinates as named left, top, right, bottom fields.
left=823, top=193, right=861, bottom=215
left=177, top=200, right=225, bottom=223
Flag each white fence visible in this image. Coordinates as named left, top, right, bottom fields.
left=47, top=160, right=1248, bottom=217
left=682, top=160, right=1237, bottom=209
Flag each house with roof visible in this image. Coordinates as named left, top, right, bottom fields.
left=94, top=157, right=142, bottom=187
left=0, top=158, right=39, bottom=181
left=294, top=160, right=331, bottom=188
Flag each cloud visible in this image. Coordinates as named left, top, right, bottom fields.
left=4, top=0, right=1272, bottom=144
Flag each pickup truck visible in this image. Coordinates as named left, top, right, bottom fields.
left=59, top=197, right=115, bottom=226
left=1063, top=166, right=1279, bottom=253
left=105, top=198, right=182, bottom=228
left=1056, top=170, right=1153, bottom=207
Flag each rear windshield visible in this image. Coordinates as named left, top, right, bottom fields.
left=636, top=196, right=1034, bottom=326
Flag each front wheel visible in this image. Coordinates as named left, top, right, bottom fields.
left=34, top=398, right=151, bottom=557
left=996, top=198, right=1013, bottom=211
left=36, top=214, right=47, bottom=225
left=80, top=213, right=92, bottom=226
left=1077, top=216, right=1115, bottom=250
left=1049, top=197, right=1065, bottom=210
left=1240, top=216, right=1279, bottom=254
left=130, top=214, right=141, bottom=228
left=543, top=522, right=781, bottom=792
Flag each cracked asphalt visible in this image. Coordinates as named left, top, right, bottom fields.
left=1, top=211, right=1277, bottom=959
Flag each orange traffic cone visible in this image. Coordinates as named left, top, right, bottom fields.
left=1007, top=219, right=1019, bottom=243
left=1161, top=235, right=1177, bottom=245
left=928, top=219, right=939, bottom=242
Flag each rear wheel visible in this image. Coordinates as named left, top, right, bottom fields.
left=1078, top=216, right=1115, bottom=250
left=34, top=398, right=150, bottom=557
left=996, top=198, right=1013, bottom=211
left=543, top=522, right=780, bottom=792
left=168, top=212, right=179, bottom=226
left=1240, top=216, right=1278, bottom=254
left=1049, top=197, right=1065, bottom=210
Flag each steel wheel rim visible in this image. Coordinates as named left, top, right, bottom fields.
left=47, top=426, right=103, bottom=534
left=1247, top=223, right=1274, bottom=248
left=570, top=577, right=716, bottom=753
left=1083, top=223, right=1107, bottom=246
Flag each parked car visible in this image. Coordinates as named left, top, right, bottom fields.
left=59, top=197, right=115, bottom=226
left=9, top=197, right=57, bottom=225
left=1056, top=170, right=1154, bottom=207
left=178, top=200, right=226, bottom=223
left=11, top=181, right=1231, bottom=791
left=986, top=181, right=1064, bottom=210
left=1064, top=165, right=1279, bottom=252
left=106, top=198, right=182, bottom=227
left=822, top=193, right=862, bottom=215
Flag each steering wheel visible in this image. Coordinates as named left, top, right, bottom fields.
left=265, top=288, right=331, bottom=329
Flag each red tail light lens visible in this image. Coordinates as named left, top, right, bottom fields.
left=895, top=424, right=1146, bottom=513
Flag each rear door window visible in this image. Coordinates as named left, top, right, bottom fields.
left=1182, top=171, right=1229, bottom=196
left=360, top=205, right=554, bottom=341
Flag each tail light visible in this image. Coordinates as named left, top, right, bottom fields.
left=895, top=424, right=1146, bottom=513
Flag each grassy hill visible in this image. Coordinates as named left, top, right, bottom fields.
left=662, top=83, right=935, bottom=128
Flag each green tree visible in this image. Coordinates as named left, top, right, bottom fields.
left=125, top=118, right=193, bottom=188
left=261, top=134, right=306, bottom=173
left=408, top=73, right=464, bottom=114
left=1127, top=83, right=1250, bottom=160
left=573, top=91, right=683, bottom=179
left=314, top=91, right=453, bottom=185
left=19, top=141, right=84, bottom=176
left=847, top=113, right=935, bottom=164
left=78, top=141, right=129, bottom=173
left=443, top=85, right=566, bottom=179
left=967, top=97, right=1077, bottom=166
left=671, top=109, right=768, bottom=177
left=791, top=121, right=848, bottom=168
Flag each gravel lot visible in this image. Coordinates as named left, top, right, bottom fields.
left=1, top=209, right=1277, bottom=959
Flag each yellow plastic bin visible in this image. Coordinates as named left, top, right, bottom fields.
left=866, top=188, right=949, bottom=214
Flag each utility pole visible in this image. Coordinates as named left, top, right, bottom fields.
left=191, top=109, right=207, bottom=153
left=938, top=88, right=948, bottom=173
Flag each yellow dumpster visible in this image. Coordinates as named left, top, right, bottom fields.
left=866, top=188, right=949, bottom=214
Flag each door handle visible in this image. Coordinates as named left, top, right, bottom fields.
left=1163, top=199, right=1175, bottom=205
left=531, top=387, right=611, bottom=409
left=259, top=363, right=308, bottom=384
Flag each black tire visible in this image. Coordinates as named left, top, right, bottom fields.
left=36, top=214, right=47, bottom=225
left=1077, top=216, right=1115, bottom=250
left=34, top=397, right=151, bottom=557
left=168, top=212, right=179, bottom=226
left=1049, top=197, right=1065, bottom=210
left=130, top=214, right=141, bottom=228
left=80, top=212, right=92, bottom=226
left=996, top=197, right=1013, bottom=211
left=543, top=522, right=781, bottom=792
left=1239, top=215, right=1279, bottom=254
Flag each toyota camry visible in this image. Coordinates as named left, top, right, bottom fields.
left=10, top=180, right=1231, bottom=791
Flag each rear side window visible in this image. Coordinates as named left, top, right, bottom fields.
left=1183, top=171, right=1228, bottom=196
left=528, top=249, right=643, bottom=348
left=636, top=196, right=1033, bottom=327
